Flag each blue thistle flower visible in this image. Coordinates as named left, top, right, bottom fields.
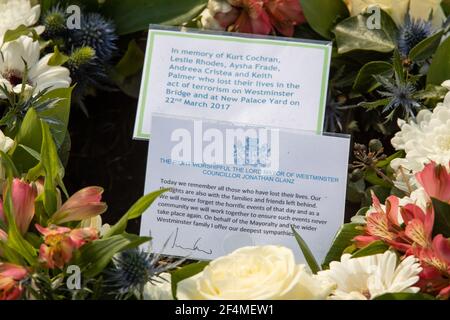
left=375, top=75, right=420, bottom=119
left=68, top=13, right=117, bottom=62
left=398, top=14, right=433, bottom=57
left=104, top=246, right=183, bottom=299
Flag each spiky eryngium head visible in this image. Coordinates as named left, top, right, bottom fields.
left=376, top=75, right=421, bottom=119
left=68, top=13, right=117, bottom=62
left=41, top=5, right=68, bottom=40
left=398, top=14, right=433, bottom=57
left=104, top=249, right=154, bottom=299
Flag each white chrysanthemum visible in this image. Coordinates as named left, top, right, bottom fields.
left=318, top=251, right=422, bottom=300
left=0, top=0, right=42, bottom=43
left=0, top=36, right=71, bottom=98
left=390, top=80, right=450, bottom=191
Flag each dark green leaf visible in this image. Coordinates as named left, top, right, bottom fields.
left=104, top=188, right=169, bottom=238
left=292, top=226, right=320, bottom=274
left=171, top=262, right=209, bottom=299
left=3, top=25, right=33, bottom=44
left=334, top=10, right=398, bottom=54
left=299, top=0, right=349, bottom=39
left=0, top=151, right=19, bottom=178
left=353, top=61, right=392, bottom=93
left=100, top=0, right=207, bottom=35
left=322, top=223, right=363, bottom=268
left=376, top=150, right=405, bottom=168
left=409, top=31, right=444, bottom=61
left=364, top=168, right=392, bottom=188
left=114, top=40, right=145, bottom=79
left=427, top=37, right=450, bottom=85
left=431, top=198, right=450, bottom=237
left=351, top=241, right=389, bottom=258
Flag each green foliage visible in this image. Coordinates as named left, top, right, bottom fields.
left=431, top=198, right=450, bottom=238
left=48, top=46, right=70, bottom=66
left=322, top=223, right=363, bottom=268
left=334, top=10, right=398, bottom=54
left=75, top=233, right=151, bottom=278
left=292, top=226, right=320, bottom=274
left=408, top=31, right=444, bottom=61
left=2, top=25, right=37, bottom=44
left=171, top=261, right=209, bottom=299
left=427, top=37, right=450, bottom=85
left=100, top=0, right=208, bottom=35
left=353, top=61, right=393, bottom=93
left=299, top=0, right=349, bottom=39
left=351, top=241, right=389, bottom=258
left=104, top=188, right=169, bottom=238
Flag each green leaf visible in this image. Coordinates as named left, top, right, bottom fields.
left=3, top=179, right=37, bottom=265
left=171, top=262, right=209, bottom=299
left=364, top=168, right=392, bottom=188
left=100, top=0, right=207, bottom=35
left=104, top=189, right=169, bottom=238
left=299, top=0, right=349, bottom=39
left=442, top=0, right=450, bottom=16
left=358, top=98, right=391, bottom=110
left=427, top=37, right=450, bottom=85
left=353, top=61, right=392, bottom=93
left=36, top=87, right=73, bottom=149
left=114, top=40, right=145, bottom=79
left=40, top=121, right=64, bottom=215
left=11, top=108, right=42, bottom=173
left=374, top=293, right=435, bottom=300
left=409, top=31, right=444, bottom=61
left=334, top=10, right=398, bottom=54
left=75, top=233, right=151, bottom=278
left=292, top=226, right=320, bottom=274
left=48, top=46, right=69, bottom=66
left=431, top=198, right=450, bottom=237
left=376, top=150, right=405, bottom=168
left=322, top=223, right=363, bottom=268
left=0, top=151, right=19, bottom=178
left=351, top=241, right=389, bottom=258
left=2, top=25, right=34, bottom=44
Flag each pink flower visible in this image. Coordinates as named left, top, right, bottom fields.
left=36, top=224, right=99, bottom=269
left=400, top=203, right=435, bottom=249
left=0, top=263, right=28, bottom=300
left=416, top=162, right=450, bottom=203
left=0, top=179, right=37, bottom=235
left=415, top=235, right=450, bottom=298
left=51, top=186, right=107, bottom=224
left=354, top=193, right=410, bottom=251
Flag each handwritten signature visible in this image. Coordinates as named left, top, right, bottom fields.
left=171, top=227, right=213, bottom=255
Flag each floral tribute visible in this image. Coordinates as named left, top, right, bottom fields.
left=0, top=0, right=449, bottom=301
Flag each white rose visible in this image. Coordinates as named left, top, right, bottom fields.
left=177, top=246, right=334, bottom=300
left=346, top=0, right=446, bottom=28
left=143, top=273, right=173, bottom=300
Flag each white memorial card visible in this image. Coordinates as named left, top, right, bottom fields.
left=134, top=27, right=332, bottom=139
left=140, top=115, right=350, bottom=262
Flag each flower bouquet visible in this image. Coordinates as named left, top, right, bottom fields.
left=0, top=0, right=449, bottom=301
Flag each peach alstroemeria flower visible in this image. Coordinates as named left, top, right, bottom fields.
left=354, top=193, right=410, bottom=251
left=0, top=179, right=37, bottom=235
left=416, top=162, right=450, bottom=203
left=264, top=0, right=305, bottom=36
left=36, top=224, right=99, bottom=269
left=50, top=186, right=107, bottom=225
left=400, top=203, right=435, bottom=249
left=0, top=263, right=28, bottom=300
